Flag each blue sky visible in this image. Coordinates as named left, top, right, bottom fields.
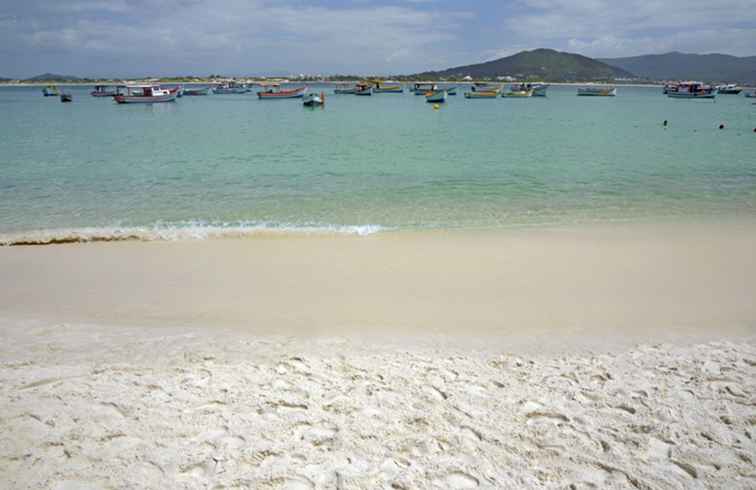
left=1, top=0, right=754, bottom=78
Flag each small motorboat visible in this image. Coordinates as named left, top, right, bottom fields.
left=257, top=85, right=307, bottom=99
left=355, top=84, right=373, bottom=96
left=503, top=85, right=533, bottom=97
left=577, top=85, right=617, bottom=96
left=114, top=85, right=178, bottom=104
left=464, top=90, right=499, bottom=99
left=91, top=85, right=120, bottom=97
left=667, top=82, right=715, bottom=99
left=303, top=92, right=325, bottom=107
left=60, top=93, right=72, bottom=103
left=413, top=83, right=437, bottom=95
left=716, top=83, right=742, bottom=95
left=213, top=82, right=250, bottom=94
left=333, top=84, right=357, bottom=94
left=446, top=86, right=457, bottom=96
left=744, top=90, right=756, bottom=98
left=425, top=89, right=447, bottom=103
left=470, top=83, right=500, bottom=92
left=42, top=85, right=59, bottom=97
left=183, top=87, right=211, bottom=96
left=371, top=81, right=404, bottom=93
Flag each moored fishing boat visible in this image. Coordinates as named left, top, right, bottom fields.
left=530, top=83, right=549, bottom=96
left=213, top=81, right=250, bottom=94
left=577, top=85, right=617, bottom=96
left=413, top=83, right=437, bottom=95
left=113, top=85, right=178, bottom=104
left=503, top=84, right=533, bottom=97
left=716, top=83, right=742, bottom=95
left=470, top=82, right=500, bottom=92
left=744, top=90, right=756, bottom=98
left=355, top=84, right=372, bottom=96
left=333, top=84, right=356, bottom=94
left=667, top=81, right=715, bottom=99
left=91, top=85, right=120, bottom=97
left=446, top=86, right=457, bottom=96
left=371, top=81, right=404, bottom=93
left=60, top=93, right=72, bottom=103
left=183, top=87, right=211, bottom=96
left=425, top=89, right=447, bottom=103
left=303, top=92, right=325, bottom=107
left=257, top=85, right=307, bottom=99
left=464, top=89, right=499, bottom=99
left=42, top=85, right=59, bottom=97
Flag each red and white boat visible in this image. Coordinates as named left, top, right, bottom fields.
left=257, top=84, right=307, bottom=99
left=114, top=85, right=178, bottom=104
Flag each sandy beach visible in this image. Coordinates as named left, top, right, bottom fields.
left=1, top=222, right=755, bottom=488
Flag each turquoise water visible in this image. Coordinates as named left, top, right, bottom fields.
left=1, top=84, right=755, bottom=242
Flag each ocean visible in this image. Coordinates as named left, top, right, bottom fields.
left=1, top=84, right=754, bottom=243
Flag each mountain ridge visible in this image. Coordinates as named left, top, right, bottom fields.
left=599, top=52, right=756, bottom=83
left=410, top=48, right=634, bottom=81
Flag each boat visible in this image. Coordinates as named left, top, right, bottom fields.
left=503, top=84, right=533, bottom=97
left=464, top=90, right=499, bottom=99
left=425, top=89, right=447, bottom=103
left=413, top=83, right=437, bottom=95
left=334, top=84, right=357, bottom=94
left=213, top=81, right=250, bottom=94
left=113, top=85, right=178, bottom=104
left=530, top=83, right=549, bottom=96
left=303, top=92, right=325, bottom=107
left=371, top=81, right=403, bottom=93
left=60, top=93, right=72, bottom=103
left=183, top=87, right=211, bottom=96
left=666, top=81, right=715, bottom=99
left=470, top=82, right=500, bottom=92
left=257, top=85, right=307, bottom=99
left=663, top=82, right=679, bottom=94
left=716, top=83, right=742, bottom=95
left=91, top=85, right=120, bottom=97
left=162, top=85, right=183, bottom=97
left=744, top=90, right=756, bottom=98
left=577, top=85, right=617, bottom=96
left=355, top=84, right=373, bottom=96
left=447, top=86, right=457, bottom=96
left=42, top=85, right=59, bottom=97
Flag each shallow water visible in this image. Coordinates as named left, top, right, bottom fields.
left=1, top=84, right=754, bottom=241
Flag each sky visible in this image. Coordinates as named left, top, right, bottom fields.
left=1, top=0, right=754, bottom=78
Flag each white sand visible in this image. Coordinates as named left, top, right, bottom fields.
left=1, top=223, right=755, bottom=488
left=0, top=321, right=754, bottom=489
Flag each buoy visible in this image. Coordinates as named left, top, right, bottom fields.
left=719, top=123, right=725, bottom=130
left=663, top=120, right=668, bottom=127
left=433, top=103, right=440, bottom=110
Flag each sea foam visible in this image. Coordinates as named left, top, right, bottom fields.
left=0, top=221, right=385, bottom=246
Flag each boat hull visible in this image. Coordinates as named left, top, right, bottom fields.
left=114, top=93, right=178, bottom=104
left=373, top=87, right=403, bottom=94
left=334, top=88, right=356, bottom=94
left=667, top=93, right=716, bottom=99
left=717, top=89, right=742, bottom=95
left=213, top=88, right=249, bottom=94
left=258, top=88, right=306, bottom=99
left=183, top=88, right=210, bottom=96
left=355, top=88, right=372, bottom=96
left=577, top=88, right=617, bottom=96
left=464, top=92, right=498, bottom=99
left=503, top=90, right=533, bottom=98
left=425, top=91, right=447, bottom=103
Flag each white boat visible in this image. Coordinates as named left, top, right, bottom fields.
left=667, top=82, right=715, bottom=99
left=114, top=85, right=178, bottom=104
left=716, top=83, right=742, bottom=95
left=303, top=92, right=324, bottom=107
left=577, top=85, right=616, bottom=96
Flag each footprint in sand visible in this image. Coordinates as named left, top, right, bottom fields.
left=442, top=471, right=479, bottom=488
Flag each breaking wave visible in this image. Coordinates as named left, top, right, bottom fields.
left=0, top=221, right=386, bottom=246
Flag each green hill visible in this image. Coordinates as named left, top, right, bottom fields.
left=411, top=48, right=634, bottom=81
left=599, top=52, right=756, bottom=83
left=24, top=73, right=82, bottom=82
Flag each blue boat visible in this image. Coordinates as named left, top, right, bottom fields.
left=42, top=85, right=59, bottom=97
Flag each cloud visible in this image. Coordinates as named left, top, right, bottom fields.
left=0, top=0, right=474, bottom=77
left=504, top=0, right=756, bottom=57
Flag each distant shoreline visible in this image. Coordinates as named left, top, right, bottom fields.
left=0, top=80, right=668, bottom=88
